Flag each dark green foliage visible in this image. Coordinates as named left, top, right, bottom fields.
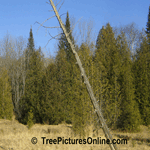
left=94, top=24, right=141, bottom=131
left=146, top=6, right=150, bottom=45
left=56, top=12, right=77, bottom=124
left=58, top=12, right=76, bottom=63
left=133, top=36, right=150, bottom=126
left=37, top=46, right=45, bottom=64
left=0, top=67, right=13, bottom=120
left=95, top=23, right=122, bottom=129
left=118, top=98, right=141, bottom=132
left=27, top=108, right=34, bottom=129
left=19, top=50, right=44, bottom=124
left=19, top=27, right=43, bottom=124
left=116, top=32, right=141, bottom=131
left=40, top=62, right=63, bottom=125
left=25, top=27, right=35, bottom=71
left=72, top=43, right=94, bottom=137
left=27, top=27, right=35, bottom=52
left=55, top=48, right=73, bottom=124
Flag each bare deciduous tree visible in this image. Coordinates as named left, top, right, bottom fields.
left=113, top=22, right=144, bottom=57
left=0, top=33, right=27, bottom=119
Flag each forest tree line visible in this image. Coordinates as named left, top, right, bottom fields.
left=0, top=6, right=150, bottom=135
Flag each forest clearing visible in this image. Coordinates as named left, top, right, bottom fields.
left=0, top=118, right=150, bottom=150
left=0, top=1, right=150, bottom=150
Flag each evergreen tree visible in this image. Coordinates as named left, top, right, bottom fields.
left=94, top=23, right=122, bottom=129
left=56, top=12, right=77, bottom=124
left=27, top=109, right=34, bottom=129
left=72, top=43, right=93, bottom=137
left=18, top=27, right=37, bottom=123
left=55, top=47, right=72, bottom=123
left=116, top=32, right=141, bottom=131
left=40, top=62, right=63, bottom=125
left=133, top=36, right=150, bottom=126
left=25, top=27, right=35, bottom=71
left=146, top=6, right=150, bottom=45
left=37, top=46, right=45, bottom=65
left=0, top=67, right=13, bottom=120
left=58, top=12, right=75, bottom=63
left=19, top=50, right=44, bottom=124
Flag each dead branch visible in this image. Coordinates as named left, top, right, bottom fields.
left=68, top=17, right=83, bottom=37
left=44, top=32, right=62, bottom=48
left=58, top=0, right=64, bottom=12
left=56, top=0, right=62, bottom=7
left=48, top=0, right=118, bottom=150
left=35, top=15, right=60, bottom=32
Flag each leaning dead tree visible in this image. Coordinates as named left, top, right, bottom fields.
left=37, top=1, right=118, bottom=150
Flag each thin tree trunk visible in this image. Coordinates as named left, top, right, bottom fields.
left=49, top=1, right=118, bottom=150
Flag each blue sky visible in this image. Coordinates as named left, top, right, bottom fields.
left=0, top=0, right=149, bottom=58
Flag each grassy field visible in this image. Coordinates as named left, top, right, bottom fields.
left=0, top=118, right=150, bottom=150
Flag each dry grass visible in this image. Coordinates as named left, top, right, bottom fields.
left=0, top=118, right=150, bottom=150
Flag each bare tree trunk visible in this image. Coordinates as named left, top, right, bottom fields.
left=49, top=1, right=118, bottom=150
